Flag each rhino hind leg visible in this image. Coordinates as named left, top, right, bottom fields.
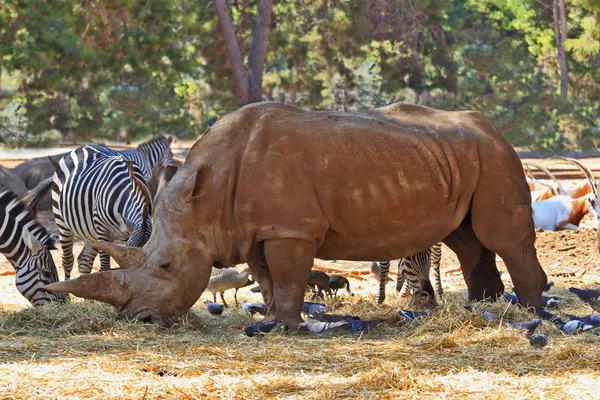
left=247, top=259, right=277, bottom=320
left=263, top=238, right=316, bottom=329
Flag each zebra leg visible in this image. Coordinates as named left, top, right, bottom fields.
left=77, top=242, right=98, bottom=275
left=430, top=243, right=443, bottom=297
left=58, top=231, right=76, bottom=280
left=376, top=261, right=390, bottom=304
left=396, top=260, right=409, bottom=297
left=97, top=232, right=112, bottom=272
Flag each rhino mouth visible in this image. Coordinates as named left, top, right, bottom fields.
left=122, top=307, right=171, bottom=328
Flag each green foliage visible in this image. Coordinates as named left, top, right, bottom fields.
left=1, top=0, right=599, bottom=150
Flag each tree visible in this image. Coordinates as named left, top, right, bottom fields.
left=553, top=0, right=568, bottom=98
left=214, top=0, right=274, bottom=106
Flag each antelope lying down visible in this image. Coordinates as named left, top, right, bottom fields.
left=525, top=159, right=600, bottom=231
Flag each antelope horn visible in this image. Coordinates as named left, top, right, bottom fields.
left=43, top=269, right=133, bottom=308
left=553, top=156, right=597, bottom=196
left=92, top=241, right=143, bottom=270
left=521, top=161, right=567, bottom=195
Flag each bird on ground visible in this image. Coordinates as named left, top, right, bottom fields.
left=204, top=300, right=224, bottom=316
left=398, top=310, right=430, bottom=322
left=534, top=307, right=566, bottom=327
left=298, top=321, right=348, bottom=337
left=560, top=320, right=597, bottom=334
left=244, top=321, right=281, bottom=337
left=464, top=305, right=498, bottom=321
left=310, top=313, right=359, bottom=323
left=506, top=319, right=542, bottom=338
left=206, top=267, right=254, bottom=307
left=502, top=293, right=519, bottom=305
left=569, top=287, right=600, bottom=312
left=345, top=317, right=385, bottom=335
left=302, top=301, right=328, bottom=315
left=308, top=304, right=329, bottom=317
left=240, top=301, right=267, bottom=316
left=327, top=275, right=354, bottom=297
left=543, top=281, right=555, bottom=292
left=529, top=334, right=548, bottom=349
left=565, top=313, right=600, bottom=327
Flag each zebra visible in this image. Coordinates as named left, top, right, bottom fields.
left=88, top=135, right=173, bottom=181
left=376, top=243, right=443, bottom=305
left=51, top=146, right=153, bottom=278
left=0, top=182, right=67, bottom=305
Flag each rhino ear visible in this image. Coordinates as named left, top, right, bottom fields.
left=181, top=166, right=212, bottom=203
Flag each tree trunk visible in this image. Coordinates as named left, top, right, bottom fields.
left=214, top=0, right=249, bottom=105
left=247, top=0, right=273, bottom=103
left=553, top=0, right=568, bottom=98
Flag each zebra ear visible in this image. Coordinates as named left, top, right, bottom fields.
left=117, top=213, right=135, bottom=233
left=167, top=136, right=173, bottom=146
left=23, top=230, right=43, bottom=253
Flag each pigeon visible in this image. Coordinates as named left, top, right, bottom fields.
left=506, top=319, right=542, bottom=338
left=204, top=300, right=224, bottom=315
left=560, top=320, right=596, bottom=334
left=240, top=301, right=267, bottom=316
left=310, top=313, right=360, bottom=323
left=502, top=293, right=519, bottom=305
left=569, top=288, right=600, bottom=311
left=345, top=317, right=385, bottom=335
left=307, top=304, right=329, bottom=316
left=464, top=305, right=498, bottom=321
left=543, top=281, right=554, bottom=292
left=298, top=321, right=347, bottom=336
left=544, top=297, right=560, bottom=309
left=398, top=310, right=430, bottom=322
left=243, top=321, right=281, bottom=337
left=565, top=313, right=600, bottom=327
left=534, top=306, right=566, bottom=327
left=529, top=334, right=548, bottom=349
left=250, top=285, right=262, bottom=293
left=302, top=301, right=328, bottom=314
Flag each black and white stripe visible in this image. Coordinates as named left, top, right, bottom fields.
left=0, top=189, right=66, bottom=305
left=376, top=243, right=443, bottom=304
left=89, top=135, right=173, bottom=181
left=52, top=146, right=153, bottom=278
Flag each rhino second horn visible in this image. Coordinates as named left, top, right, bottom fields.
left=92, top=241, right=143, bottom=270
left=43, top=270, right=134, bottom=308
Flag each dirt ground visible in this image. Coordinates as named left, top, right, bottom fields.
left=1, top=156, right=600, bottom=399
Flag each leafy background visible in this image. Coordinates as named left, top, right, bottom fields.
left=1, top=0, right=599, bottom=151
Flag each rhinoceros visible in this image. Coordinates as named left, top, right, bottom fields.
left=46, top=102, right=547, bottom=328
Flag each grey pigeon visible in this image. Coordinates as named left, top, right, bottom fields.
left=345, top=317, right=385, bottom=335
left=298, top=321, right=347, bottom=337
left=502, top=293, right=519, bottom=305
left=204, top=300, right=224, bottom=315
left=565, top=313, right=600, bottom=327
left=529, top=334, right=548, bottom=349
left=240, top=301, right=267, bottom=316
left=244, top=321, right=281, bottom=337
left=398, top=310, right=429, bottom=322
left=560, top=320, right=596, bottom=334
left=310, top=313, right=359, bottom=323
left=464, top=305, right=498, bottom=321
left=569, top=288, right=600, bottom=311
left=534, top=307, right=566, bottom=327
left=303, top=301, right=328, bottom=314
left=506, top=319, right=542, bottom=338
left=543, top=281, right=554, bottom=292
left=545, top=298, right=560, bottom=308
left=308, top=304, right=329, bottom=316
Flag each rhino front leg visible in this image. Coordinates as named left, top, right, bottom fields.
left=264, top=238, right=316, bottom=329
left=247, top=259, right=277, bottom=320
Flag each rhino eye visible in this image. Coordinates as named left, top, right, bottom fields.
left=159, top=263, right=170, bottom=270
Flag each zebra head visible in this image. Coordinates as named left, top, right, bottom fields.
left=17, top=229, right=67, bottom=306
left=138, top=135, right=174, bottom=170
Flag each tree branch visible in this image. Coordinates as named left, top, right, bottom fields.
left=247, top=0, right=273, bottom=103
left=214, top=0, right=249, bottom=105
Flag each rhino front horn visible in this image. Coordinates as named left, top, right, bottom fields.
left=43, top=270, right=133, bottom=308
left=92, top=241, right=143, bottom=270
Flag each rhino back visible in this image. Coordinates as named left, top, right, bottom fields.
left=182, top=103, right=521, bottom=262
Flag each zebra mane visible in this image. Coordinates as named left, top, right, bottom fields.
left=136, top=135, right=170, bottom=153
left=0, top=188, right=55, bottom=247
